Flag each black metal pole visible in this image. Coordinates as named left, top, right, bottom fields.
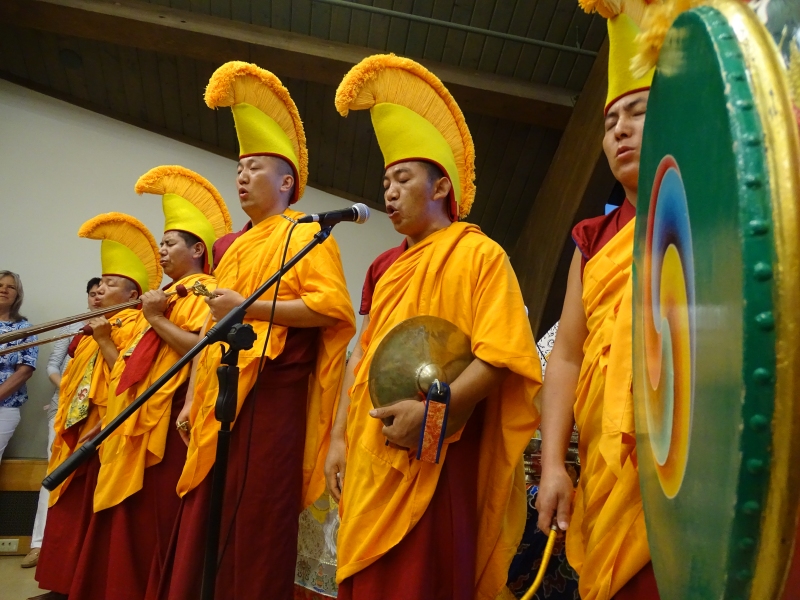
left=200, top=326, right=253, bottom=600
left=43, top=225, right=334, bottom=492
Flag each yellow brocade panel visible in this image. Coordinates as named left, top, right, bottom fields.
left=93, top=273, right=216, bottom=511
left=177, top=210, right=355, bottom=511
left=565, top=219, right=651, bottom=600
left=336, top=223, right=542, bottom=600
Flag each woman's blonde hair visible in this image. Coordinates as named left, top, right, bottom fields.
left=0, top=271, right=27, bottom=322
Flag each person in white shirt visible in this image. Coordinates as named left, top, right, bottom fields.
left=22, top=278, right=101, bottom=569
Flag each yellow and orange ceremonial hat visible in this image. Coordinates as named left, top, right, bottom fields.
left=606, top=13, right=655, bottom=113
left=134, top=165, right=233, bottom=272
left=205, top=61, right=308, bottom=203
left=335, top=54, right=475, bottom=221
left=578, top=0, right=655, bottom=113
left=78, top=212, right=162, bottom=294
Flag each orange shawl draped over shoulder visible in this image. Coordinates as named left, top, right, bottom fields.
left=47, top=308, right=141, bottom=506
left=177, top=209, right=355, bottom=508
left=337, top=223, right=541, bottom=600
left=93, top=273, right=216, bottom=511
left=565, top=218, right=650, bottom=600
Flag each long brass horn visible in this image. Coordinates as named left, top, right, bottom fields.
left=0, top=281, right=214, bottom=348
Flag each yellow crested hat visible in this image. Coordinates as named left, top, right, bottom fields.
left=134, top=166, right=233, bottom=271
left=78, top=212, right=162, bottom=294
left=606, top=13, right=655, bottom=113
left=335, top=54, right=475, bottom=221
left=578, top=1, right=654, bottom=113
left=205, top=61, right=308, bottom=203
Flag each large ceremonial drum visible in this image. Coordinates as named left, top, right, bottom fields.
left=632, top=1, right=800, bottom=599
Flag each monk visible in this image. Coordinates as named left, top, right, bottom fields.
left=156, top=62, right=354, bottom=600
left=34, top=213, right=162, bottom=600
left=67, top=166, right=229, bottom=600
left=326, top=54, right=541, bottom=600
left=534, top=13, right=660, bottom=600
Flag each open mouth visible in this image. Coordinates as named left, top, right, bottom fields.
left=386, top=206, right=398, bottom=218
left=238, top=187, right=248, bottom=199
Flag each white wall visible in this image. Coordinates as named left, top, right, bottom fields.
left=0, top=79, right=401, bottom=459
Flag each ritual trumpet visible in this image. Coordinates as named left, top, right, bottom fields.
left=0, top=319, right=125, bottom=357
left=0, top=280, right=214, bottom=350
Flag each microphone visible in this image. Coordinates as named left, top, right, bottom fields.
left=297, top=203, right=370, bottom=226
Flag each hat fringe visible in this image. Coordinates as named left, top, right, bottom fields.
left=630, top=0, right=698, bottom=77
left=335, top=54, right=476, bottom=219
left=205, top=61, right=308, bottom=198
left=78, top=212, right=162, bottom=290
left=135, top=165, right=233, bottom=238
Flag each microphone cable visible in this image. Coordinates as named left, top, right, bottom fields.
left=216, top=216, right=300, bottom=571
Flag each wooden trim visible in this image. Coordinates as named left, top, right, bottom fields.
left=0, top=0, right=575, bottom=129
left=0, top=459, right=48, bottom=492
left=511, top=40, right=612, bottom=334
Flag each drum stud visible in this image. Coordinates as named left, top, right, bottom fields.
left=743, top=175, right=763, bottom=189
left=731, top=72, right=746, bottom=82
left=747, top=219, right=770, bottom=235
left=738, top=537, right=756, bottom=550
left=741, top=500, right=761, bottom=515
left=752, top=368, right=774, bottom=385
left=743, top=134, right=761, bottom=147
left=752, top=262, right=772, bottom=280
left=755, top=311, right=775, bottom=331
left=735, top=99, right=754, bottom=110
left=735, top=568, right=753, bottom=581
left=745, top=458, right=766, bottom=474
left=748, top=414, right=769, bottom=430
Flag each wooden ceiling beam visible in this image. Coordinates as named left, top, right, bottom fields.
left=510, top=39, right=612, bottom=335
left=0, top=0, right=576, bottom=129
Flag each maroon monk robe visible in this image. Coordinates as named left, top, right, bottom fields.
left=337, top=404, right=484, bottom=600
left=66, top=381, right=189, bottom=600
left=154, top=326, right=319, bottom=600
left=35, top=454, right=101, bottom=594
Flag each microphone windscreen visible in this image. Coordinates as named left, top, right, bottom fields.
left=353, top=203, right=370, bottom=224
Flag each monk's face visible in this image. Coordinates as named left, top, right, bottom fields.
left=0, top=276, right=18, bottom=314
left=236, top=156, right=295, bottom=223
left=160, top=230, right=204, bottom=280
left=603, top=90, right=649, bottom=195
left=96, top=275, right=139, bottom=307
left=383, top=162, right=451, bottom=238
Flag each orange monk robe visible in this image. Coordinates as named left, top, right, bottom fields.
left=177, top=209, right=356, bottom=508
left=47, top=307, right=142, bottom=506
left=94, top=273, right=216, bottom=511
left=565, top=218, right=651, bottom=600
left=337, top=222, right=542, bottom=600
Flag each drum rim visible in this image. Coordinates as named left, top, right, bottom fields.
left=705, top=1, right=800, bottom=597
left=633, top=2, right=798, bottom=597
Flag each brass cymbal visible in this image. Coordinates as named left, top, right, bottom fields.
left=368, top=316, right=473, bottom=409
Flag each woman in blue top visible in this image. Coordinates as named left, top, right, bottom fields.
left=0, top=270, right=38, bottom=464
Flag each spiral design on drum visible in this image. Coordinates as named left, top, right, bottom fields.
left=642, top=155, right=695, bottom=499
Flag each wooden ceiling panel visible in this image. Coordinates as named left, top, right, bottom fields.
left=0, top=24, right=29, bottom=80
left=479, top=124, right=537, bottom=238
left=100, top=44, right=131, bottom=117
left=193, top=59, right=219, bottom=146
left=135, top=48, right=167, bottom=129
left=36, top=31, right=71, bottom=96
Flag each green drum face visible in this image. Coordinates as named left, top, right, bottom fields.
left=633, top=5, right=785, bottom=600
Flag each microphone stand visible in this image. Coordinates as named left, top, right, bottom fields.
left=43, top=225, right=335, bottom=600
